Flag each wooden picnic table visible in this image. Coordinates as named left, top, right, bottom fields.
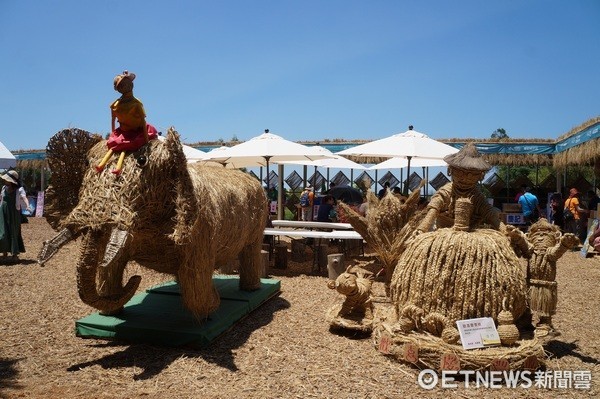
left=270, top=220, right=353, bottom=230
left=263, top=228, right=364, bottom=270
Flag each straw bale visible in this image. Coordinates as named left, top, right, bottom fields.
left=16, top=158, right=46, bottom=170
left=553, top=116, right=600, bottom=168
left=390, top=228, right=527, bottom=324
left=484, top=153, right=553, bottom=166
left=556, top=116, right=600, bottom=141
left=373, top=318, right=546, bottom=371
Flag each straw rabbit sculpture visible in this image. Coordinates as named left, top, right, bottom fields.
left=39, top=127, right=267, bottom=319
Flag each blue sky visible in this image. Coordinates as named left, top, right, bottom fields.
left=1, top=0, right=599, bottom=151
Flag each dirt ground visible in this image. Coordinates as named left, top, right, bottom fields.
left=0, top=217, right=599, bottom=398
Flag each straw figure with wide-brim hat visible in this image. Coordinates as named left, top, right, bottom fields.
left=1, top=170, right=30, bottom=261
left=415, top=142, right=499, bottom=232
left=96, top=70, right=158, bottom=175
left=375, top=143, right=545, bottom=371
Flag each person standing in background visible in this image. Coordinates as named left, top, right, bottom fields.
left=587, top=190, right=599, bottom=215
left=316, top=195, right=337, bottom=222
left=517, top=186, right=540, bottom=226
left=378, top=182, right=390, bottom=200
left=548, top=193, right=564, bottom=230
left=0, top=170, right=31, bottom=261
left=300, top=186, right=314, bottom=221
left=564, top=188, right=588, bottom=243
left=514, top=185, right=526, bottom=203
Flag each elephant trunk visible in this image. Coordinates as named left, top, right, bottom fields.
left=77, top=228, right=140, bottom=313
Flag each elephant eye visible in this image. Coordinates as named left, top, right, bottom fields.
left=136, top=155, right=148, bottom=167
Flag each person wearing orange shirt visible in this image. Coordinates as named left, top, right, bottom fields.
left=564, top=188, right=588, bottom=241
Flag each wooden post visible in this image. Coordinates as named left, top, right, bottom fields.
left=260, top=249, right=269, bottom=278
left=291, top=239, right=307, bottom=262
left=315, top=243, right=328, bottom=271
left=274, top=243, right=288, bottom=269
left=327, top=253, right=345, bottom=280
left=262, top=243, right=272, bottom=261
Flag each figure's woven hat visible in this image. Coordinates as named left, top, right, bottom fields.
left=113, top=70, right=136, bottom=89
left=444, top=143, right=491, bottom=172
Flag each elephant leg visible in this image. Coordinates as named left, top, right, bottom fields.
left=238, top=242, right=262, bottom=291
left=178, top=254, right=220, bottom=319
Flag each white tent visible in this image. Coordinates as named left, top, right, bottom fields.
left=0, top=141, right=17, bottom=169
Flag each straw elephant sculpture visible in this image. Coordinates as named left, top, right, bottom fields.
left=39, top=128, right=268, bottom=319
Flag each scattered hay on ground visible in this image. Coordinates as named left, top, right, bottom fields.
left=0, top=218, right=599, bottom=398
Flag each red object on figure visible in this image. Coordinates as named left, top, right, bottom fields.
left=107, top=124, right=158, bottom=152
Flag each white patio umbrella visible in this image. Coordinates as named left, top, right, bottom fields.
left=202, top=146, right=268, bottom=168
left=0, top=140, right=17, bottom=169
left=278, top=145, right=365, bottom=189
left=368, top=156, right=447, bottom=170
left=157, top=135, right=208, bottom=163
left=295, top=146, right=367, bottom=169
left=369, top=156, right=448, bottom=196
left=202, top=129, right=334, bottom=219
left=337, top=125, right=458, bottom=192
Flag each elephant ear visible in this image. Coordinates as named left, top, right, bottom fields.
left=45, top=128, right=102, bottom=230
left=164, top=127, right=199, bottom=245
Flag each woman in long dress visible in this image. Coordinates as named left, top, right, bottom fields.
left=0, top=170, right=30, bottom=261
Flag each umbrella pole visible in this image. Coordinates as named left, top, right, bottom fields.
left=303, top=165, right=308, bottom=188
left=422, top=167, right=426, bottom=198
left=327, top=168, right=330, bottom=190
left=400, top=169, right=403, bottom=193
left=405, top=156, right=412, bottom=195
left=265, top=158, right=270, bottom=190
left=277, top=164, right=284, bottom=220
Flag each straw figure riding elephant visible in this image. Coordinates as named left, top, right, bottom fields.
left=39, top=127, right=268, bottom=319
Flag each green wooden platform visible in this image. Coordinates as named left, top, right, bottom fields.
left=75, top=275, right=281, bottom=347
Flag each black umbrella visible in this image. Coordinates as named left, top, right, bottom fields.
left=325, top=185, right=363, bottom=205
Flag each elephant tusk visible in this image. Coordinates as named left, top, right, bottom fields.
left=37, top=228, right=75, bottom=266
left=100, top=228, right=129, bottom=268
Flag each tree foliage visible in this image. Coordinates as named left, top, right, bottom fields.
left=491, top=128, right=508, bottom=140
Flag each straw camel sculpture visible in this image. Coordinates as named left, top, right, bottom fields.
left=39, top=127, right=267, bottom=319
